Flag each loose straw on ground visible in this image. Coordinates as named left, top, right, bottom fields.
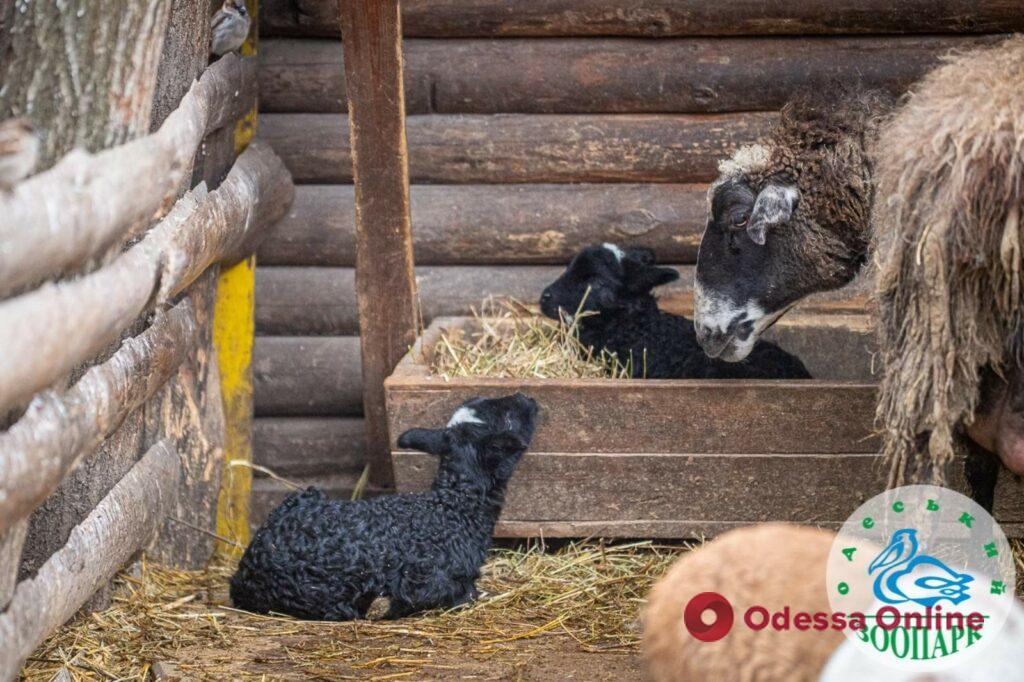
left=22, top=542, right=685, bottom=681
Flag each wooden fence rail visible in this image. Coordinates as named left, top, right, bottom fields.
left=0, top=142, right=292, bottom=414
left=0, top=301, right=197, bottom=536
left=0, top=54, right=256, bottom=300
left=0, top=440, right=179, bottom=679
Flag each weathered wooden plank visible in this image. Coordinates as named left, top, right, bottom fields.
left=249, top=473, right=381, bottom=529
left=0, top=440, right=179, bottom=679
left=0, top=300, right=197, bottom=535
left=258, top=112, right=776, bottom=184
left=253, top=337, right=363, bottom=416
left=254, top=266, right=871, bottom=335
left=386, top=373, right=879, bottom=455
left=261, top=36, right=999, bottom=114
left=340, top=0, right=417, bottom=490
left=258, top=184, right=707, bottom=266
left=0, top=521, right=27, bottom=608
left=0, top=142, right=293, bottom=414
left=993, top=470, right=1024, bottom=524
left=254, top=417, right=366, bottom=477
left=261, top=0, right=1024, bottom=37
left=145, top=269, right=226, bottom=568
left=394, top=451, right=886, bottom=526
left=0, top=54, right=257, bottom=298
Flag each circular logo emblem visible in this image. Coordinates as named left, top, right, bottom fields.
left=683, top=591, right=734, bottom=642
left=826, top=485, right=1017, bottom=673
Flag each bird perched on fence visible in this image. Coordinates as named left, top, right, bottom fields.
left=0, top=118, right=39, bottom=189
left=210, top=0, right=250, bottom=57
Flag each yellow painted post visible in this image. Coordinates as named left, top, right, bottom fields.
left=213, top=0, right=258, bottom=559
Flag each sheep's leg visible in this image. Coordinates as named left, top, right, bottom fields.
left=382, top=599, right=418, bottom=620
left=967, top=368, right=1024, bottom=475
left=446, top=583, right=479, bottom=609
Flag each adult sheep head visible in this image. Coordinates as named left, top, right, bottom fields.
left=693, top=93, right=885, bottom=361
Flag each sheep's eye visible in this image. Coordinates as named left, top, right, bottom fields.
left=733, top=215, right=748, bottom=228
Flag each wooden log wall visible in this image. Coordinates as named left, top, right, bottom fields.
left=250, top=0, right=1022, bottom=523
left=0, top=0, right=295, bottom=661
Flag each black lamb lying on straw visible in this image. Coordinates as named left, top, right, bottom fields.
left=539, top=244, right=811, bottom=379
left=230, top=393, right=538, bottom=620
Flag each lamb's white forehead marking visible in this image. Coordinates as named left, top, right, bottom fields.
left=447, top=406, right=483, bottom=427
left=602, top=243, right=625, bottom=263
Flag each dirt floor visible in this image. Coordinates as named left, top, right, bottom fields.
left=21, top=542, right=673, bottom=681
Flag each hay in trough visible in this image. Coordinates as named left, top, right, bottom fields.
left=430, top=297, right=633, bottom=380
left=21, top=541, right=683, bottom=681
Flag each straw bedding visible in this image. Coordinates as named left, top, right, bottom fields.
left=22, top=541, right=684, bottom=681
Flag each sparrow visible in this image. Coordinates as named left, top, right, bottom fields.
left=211, top=0, right=250, bottom=57
left=0, top=118, right=39, bottom=189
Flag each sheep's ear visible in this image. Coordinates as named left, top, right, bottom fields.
left=622, top=257, right=680, bottom=295
left=397, top=427, right=448, bottom=456
left=748, top=184, right=800, bottom=246
left=623, top=247, right=656, bottom=267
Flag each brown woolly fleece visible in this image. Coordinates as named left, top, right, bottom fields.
left=873, top=36, right=1024, bottom=484
left=642, top=524, right=842, bottom=682
left=717, top=90, right=891, bottom=295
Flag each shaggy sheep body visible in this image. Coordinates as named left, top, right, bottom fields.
left=230, top=394, right=538, bottom=620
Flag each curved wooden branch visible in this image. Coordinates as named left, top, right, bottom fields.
left=0, top=54, right=257, bottom=299
left=0, top=141, right=292, bottom=413
left=0, top=440, right=179, bottom=679
left=0, top=301, right=196, bottom=535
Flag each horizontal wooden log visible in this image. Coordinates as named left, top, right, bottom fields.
left=249, top=473, right=382, bottom=528
left=0, top=301, right=197, bottom=534
left=261, top=0, right=1024, bottom=37
left=258, top=112, right=775, bottom=184
left=394, top=451, right=887, bottom=527
left=261, top=36, right=1000, bottom=114
left=0, top=54, right=257, bottom=298
left=0, top=440, right=178, bottom=679
left=253, top=417, right=366, bottom=477
left=255, top=266, right=871, bottom=335
left=258, top=184, right=707, bottom=266
left=253, top=337, right=363, bottom=416
left=0, top=142, right=293, bottom=413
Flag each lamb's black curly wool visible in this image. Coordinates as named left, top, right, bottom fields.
left=230, top=393, right=538, bottom=621
left=539, top=245, right=810, bottom=380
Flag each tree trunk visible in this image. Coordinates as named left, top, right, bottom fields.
left=0, top=0, right=173, bottom=170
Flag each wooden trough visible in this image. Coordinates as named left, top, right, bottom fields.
left=387, top=314, right=1024, bottom=538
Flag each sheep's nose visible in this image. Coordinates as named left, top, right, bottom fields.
left=540, top=290, right=552, bottom=305
left=695, top=322, right=731, bottom=359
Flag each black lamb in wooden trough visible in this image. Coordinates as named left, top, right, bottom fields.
left=230, top=393, right=538, bottom=621
left=539, top=244, right=810, bottom=379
